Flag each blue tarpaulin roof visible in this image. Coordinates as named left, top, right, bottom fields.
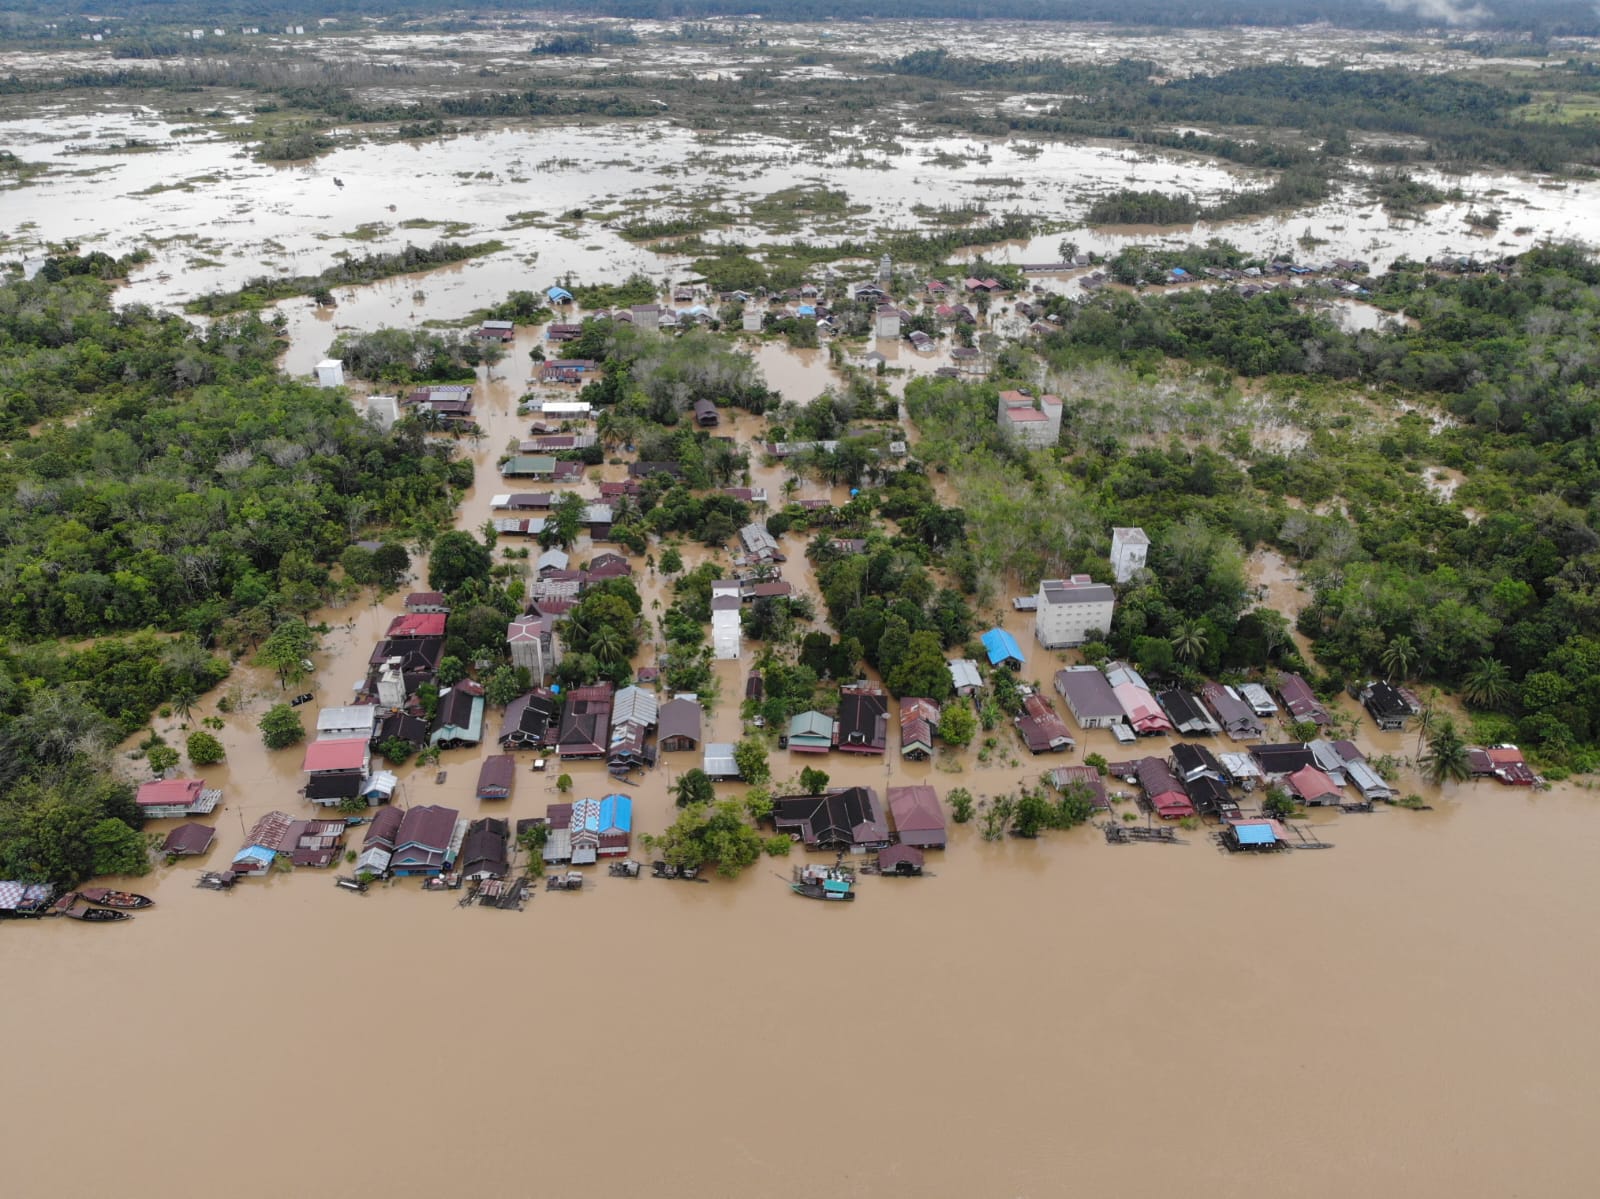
left=232, top=845, right=277, bottom=868
left=1234, top=822, right=1276, bottom=846
left=546, top=286, right=574, bottom=303
left=981, top=628, right=1023, bottom=666
left=599, top=794, right=633, bottom=833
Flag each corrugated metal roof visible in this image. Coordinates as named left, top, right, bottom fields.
left=1234, top=822, right=1277, bottom=846
left=981, top=628, right=1023, bottom=665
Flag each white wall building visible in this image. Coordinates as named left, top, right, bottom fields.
left=742, top=306, right=764, bottom=333
left=997, top=389, right=1062, bottom=449
left=875, top=305, right=901, bottom=339
left=1110, top=526, right=1150, bottom=583
left=507, top=616, right=560, bottom=681
left=366, top=395, right=399, bottom=432
left=314, top=359, right=345, bottom=388
left=1033, top=576, right=1116, bottom=649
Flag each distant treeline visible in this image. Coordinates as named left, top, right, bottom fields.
left=895, top=53, right=1600, bottom=174
left=6, top=0, right=1600, bottom=37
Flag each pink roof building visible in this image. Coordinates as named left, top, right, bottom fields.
left=301, top=738, right=370, bottom=774
left=135, top=778, right=222, bottom=819
left=1286, top=765, right=1342, bottom=806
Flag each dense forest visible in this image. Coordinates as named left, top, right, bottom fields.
left=0, top=265, right=466, bottom=885
left=896, top=245, right=1600, bottom=773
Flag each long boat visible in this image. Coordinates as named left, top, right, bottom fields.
left=790, top=863, right=855, bottom=902
left=63, top=902, right=132, bottom=922
left=78, top=887, right=154, bottom=910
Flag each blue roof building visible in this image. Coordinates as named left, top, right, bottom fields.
left=546, top=286, right=575, bottom=303
left=981, top=628, right=1024, bottom=669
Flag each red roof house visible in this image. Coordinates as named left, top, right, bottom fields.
left=1286, top=765, right=1342, bottom=806
left=386, top=612, right=448, bottom=639
left=887, top=785, right=946, bottom=849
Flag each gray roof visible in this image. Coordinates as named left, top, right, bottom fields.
left=703, top=742, right=738, bottom=777
left=948, top=659, right=983, bottom=690
left=1040, top=579, right=1115, bottom=606
left=611, top=685, right=659, bottom=730
left=657, top=697, right=702, bottom=742
left=1054, top=667, right=1122, bottom=720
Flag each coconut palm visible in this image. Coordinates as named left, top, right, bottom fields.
left=1380, top=634, right=1418, bottom=682
left=1169, top=621, right=1208, bottom=664
left=1462, top=657, right=1513, bottom=710
left=588, top=625, right=629, bottom=666
left=1420, top=717, right=1472, bottom=786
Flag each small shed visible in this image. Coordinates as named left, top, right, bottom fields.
left=314, top=359, right=345, bottom=388
left=476, top=755, right=516, bottom=801
left=787, top=711, right=835, bottom=754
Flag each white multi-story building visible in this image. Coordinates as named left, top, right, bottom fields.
left=1110, top=526, right=1150, bottom=583
left=875, top=305, right=901, bottom=339
left=1033, top=576, right=1115, bottom=649
left=506, top=615, right=561, bottom=681
left=997, top=389, right=1063, bottom=449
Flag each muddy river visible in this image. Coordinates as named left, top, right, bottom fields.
left=6, top=21, right=1600, bottom=1196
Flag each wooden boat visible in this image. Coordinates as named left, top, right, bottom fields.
left=608, top=859, right=641, bottom=878
left=334, top=876, right=368, bottom=893
left=78, top=887, right=154, bottom=910
left=650, top=860, right=704, bottom=882
left=195, top=871, right=237, bottom=890
left=342, top=816, right=368, bottom=828
left=790, top=863, right=855, bottom=902
left=546, top=871, right=584, bottom=891
left=64, top=903, right=132, bottom=922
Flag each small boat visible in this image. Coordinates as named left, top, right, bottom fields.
left=334, top=876, right=368, bottom=893
left=790, top=862, right=856, bottom=902
left=342, top=816, right=368, bottom=828
left=65, top=903, right=133, bottom=922
left=650, top=860, right=705, bottom=882
left=78, top=887, right=154, bottom=910
left=195, top=871, right=237, bottom=890
left=546, top=871, right=584, bottom=891
left=608, top=859, right=641, bottom=878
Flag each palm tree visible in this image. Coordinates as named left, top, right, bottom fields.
left=1462, top=657, right=1513, bottom=710
left=1169, top=621, right=1208, bottom=664
left=1413, top=697, right=1438, bottom=758
left=1420, top=717, right=1472, bottom=786
left=1380, top=634, right=1418, bottom=682
left=588, top=625, right=628, bottom=666
left=170, top=689, right=196, bottom=727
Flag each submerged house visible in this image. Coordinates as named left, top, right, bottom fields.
left=1360, top=681, right=1417, bottom=731
left=1015, top=692, right=1074, bottom=754
left=557, top=683, right=614, bottom=759
left=980, top=628, right=1024, bottom=670
left=948, top=659, right=983, bottom=696
left=1054, top=667, right=1125, bottom=732
left=773, top=786, right=890, bottom=851
left=389, top=804, right=462, bottom=877
left=899, top=697, right=941, bottom=760
left=657, top=697, right=704, bottom=752
left=431, top=681, right=486, bottom=749
left=886, top=785, right=946, bottom=849
left=1276, top=672, right=1330, bottom=728
left=1049, top=765, right=1109, bottom=810
left=499, top=689, right=557, bottom=750
left=836, top=685, right=888, bottom=754
left=787, top=710, right=835, bottom=754
left=301, top=737, right=371, bottom=806
left=1201, top=683, right=1265, bottom=741
left=459, top=818, right=510, bottom=882
left=1133, top=757, right=1194, bottom=819
left=702, top=741, right=740, bottom=780
left=1105, top=661, right=1173, bottom=736
left=1286, top=765, right=1343, bottom=807
left=1158, top=690, right=1220, bottom=737
left=135, top=778, right=222, bottom=820
left=1238, top=683, right=1279, bottom=718
left=356, top=805, right=404, bottom=877
left=475, top=755, right=516, bottom=801
left=1252, top=743, right=1317, bottom=778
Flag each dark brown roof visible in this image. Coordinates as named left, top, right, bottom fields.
left=364, top=805, right=405, bottom=850
left=395, top=804, right=458, bottom=853
left=476, top=754, right=516, bottom=798
left=161, top=823, right=216, bottom=856
left=887, top=785, right=945, bottom=846
left=836, top=686, right=888, bottom=753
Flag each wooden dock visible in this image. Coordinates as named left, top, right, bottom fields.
left=1103, top=822, right=1182, bottom=845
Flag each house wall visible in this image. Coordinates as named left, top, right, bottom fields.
left=1110, top=529, right=1149, bottom=583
